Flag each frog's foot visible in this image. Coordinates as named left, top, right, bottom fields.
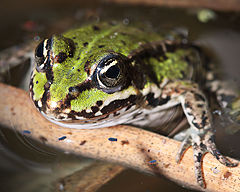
left=176, top=129, right=238, bottom=188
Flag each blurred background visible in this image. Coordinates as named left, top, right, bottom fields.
left=0, top=0, right=240, bottom=191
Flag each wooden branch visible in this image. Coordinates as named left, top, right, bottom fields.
left=105, top=0, right=240, bottom=11
left=0, top=82, right=240, bottom=191
left=53, top=162, right=125, bottom=192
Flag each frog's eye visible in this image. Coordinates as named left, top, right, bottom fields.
left=35, top=38, right=52, bottom=69
left=93, top=53, right=130, bottom=94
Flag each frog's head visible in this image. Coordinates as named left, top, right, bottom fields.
left=30, top=34, right=143, bottom=129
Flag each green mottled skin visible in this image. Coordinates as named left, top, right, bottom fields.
left=71, top=88, right=107, bottom=112
left=32, top=71, right=47, bottom=101
left=32, top=22, right=191, bottom=113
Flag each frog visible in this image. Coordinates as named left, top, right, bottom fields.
left=29, top=22, right=239, bottom=188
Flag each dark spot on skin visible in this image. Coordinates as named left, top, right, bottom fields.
left=125, top=105, right=132, bottom=111
left=68, top=87, right=79, bottom=98
left=184, top=102, right=191, bottom=109
left=197, top=175, right=202, bottom=181
left=77, top=69, right=80, bottom=72
left=97, top=114, right=109, bottom=121
left=146, top=93, right=159, bottom=107
left=36, top=81, right=38, bottom=84
left=140, top=148, right=145, bottom=152
left=79, top=110, right=96, bottom=118
left=192, top=122, right=201, bottom=129
left=132, top=112, right=143, bottom=119
left=113, top=112, right=120, bottom=117
left=77, top=57, right=80, bottom=60
left=62, top=81, right=93, bottom=110
left=209, top=135, right=215, bottom=143
left=72, top=37, right=76, bottom=39
left=158, top=96, right=171, bottom=106
left=194, top=93, right=205, bottom=102
left=201, top=113, right=208, bottom=127
left=200, top=143, right=206, bottom=149
left=121, top=140, right=129, bottom=145
left=98, top=45, right=105, bottom=48
left=80, top=140, right=87, bottom=145
left=84, top=60, right=91, bottom=75
left=41, top=83, right=52, bottom=113
left=96, top=100, right=103, bottom=107
left=39, top=136, right=48, bottom=143
left=101, top=95, right=137, bottom=115
left=91, top=106, right=99, bottom=113
left=197, top=104, right=204, bottom=108
left=147, top=149, right=150, bottom=152
left=58, top=116, right=65, bottom=120
left=83, top=42, right=88, bottom=47
left=76, top=80, right=93, bottom=93
left=93, top=25, right=100, bottom=31
left=223, top=171, right=232, bottom=179
left=68, top=87, right=74, bottom=92
left=55, top=52, right=68, bottom=63
left=67, top=132, right=72, bottom=135
left=145, top=114, right=149, bottom=119
left=72, top=67, right=75, bottom=69
left=45, top=82, right=51, bottom=89
left=196, top=153, right=203, bottom=162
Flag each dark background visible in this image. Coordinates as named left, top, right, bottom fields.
left=0, top=0, right=240, bottom=191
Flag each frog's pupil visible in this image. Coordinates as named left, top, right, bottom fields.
left=106, top=65, right=120, bottom=79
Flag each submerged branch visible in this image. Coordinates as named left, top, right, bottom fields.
left=105, top=0, right=240, bottom=11
left=0, top=82, right=240, bottom=191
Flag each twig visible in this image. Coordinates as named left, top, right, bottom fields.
left=105, top=0, right=240, bottom=11
left=53, top=162, right=125, bottom=192
left=0, top=82, right=239, bottom=191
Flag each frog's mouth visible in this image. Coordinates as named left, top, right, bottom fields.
left=41, top=103, right=142, bottom=129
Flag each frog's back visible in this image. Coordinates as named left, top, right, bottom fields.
left=63, top=22, right=204, bottom=85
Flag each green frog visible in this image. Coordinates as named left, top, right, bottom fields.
left=29, top=22, right=239, bottom=188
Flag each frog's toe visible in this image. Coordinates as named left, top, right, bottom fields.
left=192, top=142, right=206, bottom=188
left=189, top=134, right=208, bottom=188
left=176, top=134, right=192, bottom=163
left=204, top=131, right=238, bottom=167
left=176, top=129, right=238, bottom=188
left=176, top=133, right=206, bottom=187
left=191, top=130, right=238, bottom=188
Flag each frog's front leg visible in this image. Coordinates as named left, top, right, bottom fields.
left=162, top=81, right=238, bottom=188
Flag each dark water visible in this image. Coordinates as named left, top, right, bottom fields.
left=0, top=1, right=240, bottom=191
